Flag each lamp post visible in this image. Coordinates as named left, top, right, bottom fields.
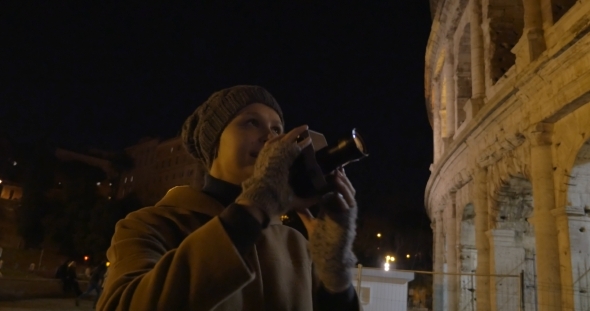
left=383, top=255, right=395, bottom=271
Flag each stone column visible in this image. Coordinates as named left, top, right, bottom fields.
left=468, top=0, right=486, bottom=118
left=522, top=0, right=547, bottom=61
left=445, top=195, right=459, bottom=311
left=433, top=211, right=445, bottom=311
left=529, top=123, right=562, bottom=311
left=444, top=56, right=456, bottom=139
left=539, top=0, right=554, bottom=30
left=474, top=167, right=491, bottom=311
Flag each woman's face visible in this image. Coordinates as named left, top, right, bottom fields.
left=209, top=103, right=284, bottom=185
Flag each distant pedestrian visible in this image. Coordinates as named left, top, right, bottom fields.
left=55, top=260, right=68, bottom=279
left=76, top=261, right=108, bottom=308
left=63, top=261, right=81, bottom=296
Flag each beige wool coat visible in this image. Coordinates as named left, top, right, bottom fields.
left=97, top=185, right=359, bottom=311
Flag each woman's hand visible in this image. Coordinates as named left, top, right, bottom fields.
left=236, top=125, right=312, bottom=223
left=307, top=167, right=358, bottom=293
left=296, top=168, right=355, bottom=237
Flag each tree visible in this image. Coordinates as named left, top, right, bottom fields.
left=44, top=160, right=106, bottom=256
left=15, top=139, right=57, bottom=248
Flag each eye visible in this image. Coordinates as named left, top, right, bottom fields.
left=272, top=127, right=282, bottom=134
left=246, top=119, right=260, bottom=127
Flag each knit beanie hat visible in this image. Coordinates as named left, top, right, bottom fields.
left=182, top=85, right=284, bottom=168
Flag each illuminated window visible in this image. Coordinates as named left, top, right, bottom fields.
left=170, top=147, right=173, bottom=153
left=130, top=176, right=134, bottom=182
left=124, top=177, right=127, bottom=184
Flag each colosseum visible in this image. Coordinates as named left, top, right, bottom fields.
left=425, top=0, right=590, bottom=310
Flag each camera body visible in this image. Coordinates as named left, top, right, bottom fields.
left=289, top=129, right=368, bottom=198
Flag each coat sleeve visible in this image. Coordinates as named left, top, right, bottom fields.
left=96, top=210, right=255, bottom=311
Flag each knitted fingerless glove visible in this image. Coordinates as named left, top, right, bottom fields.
left=309, top=194, right=358, bottom=293
left=237, top=140, right=301, bottom=217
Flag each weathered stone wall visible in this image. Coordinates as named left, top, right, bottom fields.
left=425, top=0, right=590, bottom=310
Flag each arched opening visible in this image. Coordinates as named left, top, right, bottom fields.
left=456, top=24, right=472, bottom=129
left=490, top=176, right=537, bottom=311
left=566, top=139, right=590, bottom=309
left=552, top=0, right=577, bottom=24
left=459, top=204, right=476, bottom=311
left=487, top=1, right=524, bottom=84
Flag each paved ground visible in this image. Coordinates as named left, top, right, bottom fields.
left=0, top=298, right=95, bottom=311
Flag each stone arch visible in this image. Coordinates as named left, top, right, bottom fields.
left=565, top=138, right=590, bottom=309
left=459, top=203, right=476, bottom=311
left=551, top=0, right=577, bottom=24
left=456, top=23, right=472, bottom=128
left=489, top=176, right=537, bottom=311
left=487, top=0, right=525, bottom=84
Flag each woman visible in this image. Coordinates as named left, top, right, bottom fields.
left=97, top=85, right=360, bottom=310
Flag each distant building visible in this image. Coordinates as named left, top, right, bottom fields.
left=118, top=136, right=204, bottom=206
left=0, top=141, right=118, bottom=249
left=426, top=0, right=590, bottom=310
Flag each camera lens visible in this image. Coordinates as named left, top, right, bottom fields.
left=315, top=128, right=368, bottom=174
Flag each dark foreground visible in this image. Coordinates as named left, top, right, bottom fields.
left=0, top=298, right=94, bottom=311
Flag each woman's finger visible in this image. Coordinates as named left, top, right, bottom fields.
left=336, top=170, right=356, bottom=197
left=334, top=174, right=356, bottom=208
left=298, top=137, right=312, bottom=150
left=282, top=125, right=309, bottom=143
left=265, top=134, right=284, bottom=146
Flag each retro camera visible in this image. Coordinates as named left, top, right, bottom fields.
left=289, top=128, right=368, bottom=198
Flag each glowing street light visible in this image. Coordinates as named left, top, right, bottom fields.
left=406, top=254, right=410, bottom=258
left=376, top=233, right=381, bottom=238
left=83, top=256, right=89, bottom=261
left=384, top=255, right=395, bottom=271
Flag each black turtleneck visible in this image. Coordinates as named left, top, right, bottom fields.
left=202, top=174, right=264, bottom=257
left=202, top=174, right=357, bottom=309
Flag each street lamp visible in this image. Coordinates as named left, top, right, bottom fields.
left=406, top=254, right=410, bottom=258
left=384, top=255, right=395, bottom=271
left=376, top=233, right=381, bottom=238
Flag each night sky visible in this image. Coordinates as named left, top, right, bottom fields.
left=2, top=2, right=433, bottom=222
